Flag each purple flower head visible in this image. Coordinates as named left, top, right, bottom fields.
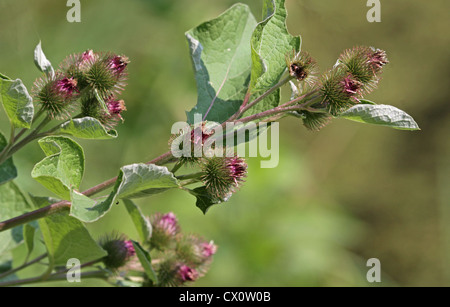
left=158, top=212, right=178, bottom=234
left=82, top=49, right=95, bottom=62
left=124, top=240, right=136, bottom=257
left=108, top=55, right=130, bottom=75
left=153, top=212, right=179, bottom=238
left=107, top=98, right=127, bottom=115
left=200, top=240, right=217, bottom=258
left=341, top=76, right=363, bottom=97
left=56, top=77, right=78, bottom=97
left=369, top=48, right=389, bottom=70
left=178, top=265, right=199, bottom=282
left=201, top=156, right=247, bottom=201
left=225, top=156, right=247, bottom=186
left=190, top=123, right=213, bottom=147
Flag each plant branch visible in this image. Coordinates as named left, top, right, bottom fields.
left=0, top=253, right=48, bottom=281
left=0, top=115, right=52, bottom=164
left=229, top=75, right=292, bottom=121
left=0, top=270, right=107, bottom=287
left=0, top=151, right=174, bottom=233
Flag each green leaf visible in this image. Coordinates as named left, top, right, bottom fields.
left=33, top=196, right=107, bottom=267
left=359, top=99, right=377, bottom=105
left=0, top=73, right=11, bottom=80
left=34, top=41, right=55, bottom=77
left=0, top=78, right=34, bottom=129
left=0, top=252, right=17, bottom=282
left=185, top=4, right=257, bottom=124
left=339, top=104, right=420, bottom=131
left=115, top=163, right=179, bottom=199
left=124, top=200, right=152, bottom=243
left=31, top=136, right=85, bottom=200
left=70, top=164, right=178, bottom=223
left=131, top=241, right=158, bottom=284
left=189, top=186, right=223, bottom=214
left=0, top=131, right=17, bottom=185
left=69, top=189, right=116, bottom=223
left=244, top=0, right=301, bottom=116
left=58, top=117, right=118, bottom=139
left=23, top=224, right=37, bottom=260
left=0, top=181, right=32, bottom=255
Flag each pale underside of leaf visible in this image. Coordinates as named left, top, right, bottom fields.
left=339, top=104, right=420, bottom=130
left=185, top=4, right=257, bottom=124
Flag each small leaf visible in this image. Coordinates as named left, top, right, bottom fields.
left=0, top=181, right=32, bottom=255
left=339, top=104, right=420, bottom=131
left=189, top=186, right=223, bottom=214
left=33, top=196, right=107, bottom=267
left=0, top=73, right=11, bottom=80
left=0, top=131, right=17, bottom=186
left=185, top=4, right=257, bottom=124
left=31, top=136, right=85, bottom=200
left=0, top=78, right=34, bottom=129
left=124, top=200, right=152, bottom=243
left=115, top=163, right=179, bottom=199
left=359, top=99, right=377, bottom=105
left=58, top=117, right=118, bottom=140
left=34, top=41, right=55, bottom=78
left=132, top=241, right=158, bottom=284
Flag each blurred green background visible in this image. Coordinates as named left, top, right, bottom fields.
left=0, top=0, right=449, bottom=286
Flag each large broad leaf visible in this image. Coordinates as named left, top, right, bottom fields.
left=185, top=4, right=257, bottom=124
left=58, top=117, right=118, bottom=140
left=32, top=196, right=107, bottom=267
left=0, top=78, right=34, bottom=129
left=34, top=41, right=55, bottom=77
left=124, top=200, right=152, bottom=243
left=70, top=164, right=178, bottom=223
left=31, top=136, right=85, bottom=200
left=0, top=131, right=17, bottom=185
left=244, top=0, right=301, bottom=116
left=339, top=104, right=420, bottom=131
left=0, top=181, right=32, bottom=255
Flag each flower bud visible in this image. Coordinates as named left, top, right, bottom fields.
left=317, top=69, right=363, bottom=116
left=300, top=111, right=332, bottom=131
left=178, top=265, right=199, bottom=282
left=285, top=50, right=318, bottom=84
left=150, top=212, right=180, bottom=250
left=32, top=73, right=79, bottom=119
left=99, top=234, right=135, bottom=270
left=338, top=46, right=388, bottom=94
left=169, top=122, right=214, bottom=165
left=201, top=241, right=217, bottom=258
left=80, top=94, right=127, bottom=129
left=154, top=258, right=199, bottom=287
left=84, top=52, right=129, bottom=97
left=201, top=156, right=247, bottom=201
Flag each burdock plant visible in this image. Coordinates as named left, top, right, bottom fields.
left=0, top=0, right=419, bottom=288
